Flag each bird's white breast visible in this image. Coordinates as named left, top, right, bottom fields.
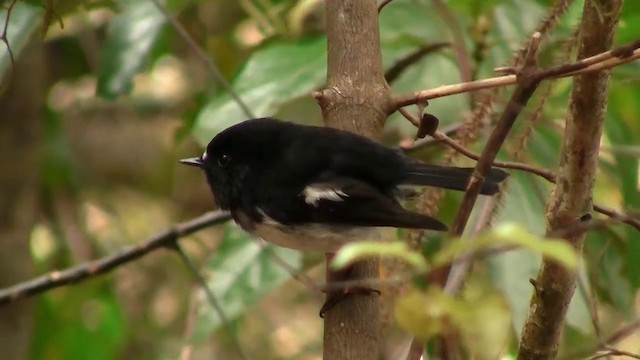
left=252, top=222, right=384, bottom=252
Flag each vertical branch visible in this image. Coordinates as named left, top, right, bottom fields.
left=314, top=1, right=393, bottom=359
left=517, top=1, right=622, bottom=359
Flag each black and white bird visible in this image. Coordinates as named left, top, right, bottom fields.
left=181, top=117, right=508, bottom=251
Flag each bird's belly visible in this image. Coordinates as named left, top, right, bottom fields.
left=252, top=223, right=384, bottom=252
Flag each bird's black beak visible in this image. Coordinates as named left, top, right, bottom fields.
left=179, top=157, right=204, bottom=168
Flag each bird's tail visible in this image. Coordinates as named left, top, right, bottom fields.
left=402, top=164, right=508, bottom=195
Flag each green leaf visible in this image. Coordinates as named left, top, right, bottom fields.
left=192, top=37, right=327, bottom=145
left=395, top=279, right=512, bottom=359
left=0, top=2, right=41, bottom=79
left=332, top=241, right=428, bottom=272
left=96, top=0, right=166, bottom=99
left=434, top=222, right=578, bottom=269
left=378, top=0, right=444, bottom=46
left=494, top=224, right=578, bottom=267
left=394, top=287, right=457, bottom=340
left=193, top=223, right=302, bottom=339
left=457, top=281, right=512, bottom=360
left=31, top=283, right=127, bottom=360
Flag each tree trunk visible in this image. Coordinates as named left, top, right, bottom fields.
left=517, top=1, right=622, bottom=359
left=317, top=1, right=393, bottom=359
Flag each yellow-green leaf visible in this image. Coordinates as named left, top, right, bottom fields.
left=331, top=241, right=428, bottom=272
left=394, top=288, right=458, bottom=340
left=455, top=280, right=512, bottom=360
left=434, top=222, right=578, bottom=269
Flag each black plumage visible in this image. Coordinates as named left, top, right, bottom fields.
left=181, top=117, right=508, bottom=251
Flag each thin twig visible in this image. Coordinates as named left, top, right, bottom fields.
left=385, top=42, right=450, bottom=83
left=258, top=240, right=322, bottom=293
left=147, top=0, right=254, bottom=119
left=0, top=211, right=231, bottom=305
left=561, top=320, right=640, bottom=359
left=378, top=0, right=395, bottom=13
left=587, top=347, right=640, bottom=360
left=171, top=242, right=253, bottom=360
left=390, top=39, right=640, bottom=111
left=0, top=0, right=18, bottom=84
left=432, top=0, right=472, bottom=84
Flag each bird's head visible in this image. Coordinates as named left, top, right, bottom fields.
left=180, top=118, right=287, bottom=210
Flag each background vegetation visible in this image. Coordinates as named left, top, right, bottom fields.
left=0, top=0, right=638, bottom=359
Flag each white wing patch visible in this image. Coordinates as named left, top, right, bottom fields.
left=302, top=186, right=347, bottom=207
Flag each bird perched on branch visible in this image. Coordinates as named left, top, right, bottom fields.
left=180, top=117, right=508, bottom=251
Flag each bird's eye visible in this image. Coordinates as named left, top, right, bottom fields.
left=218, top=154, right=232, bottom=168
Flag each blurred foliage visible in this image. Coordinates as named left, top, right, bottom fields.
left=0, top=0, right=638, bottom=359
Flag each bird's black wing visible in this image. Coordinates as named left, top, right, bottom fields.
left=260, top=174, right=448, bottom=231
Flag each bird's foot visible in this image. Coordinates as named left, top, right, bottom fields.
left=319, top=285, right=381, bottom=318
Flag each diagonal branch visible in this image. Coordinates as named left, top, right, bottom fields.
left=0, top=211, right=231, bottom=305
left=448, top=32, right=543, bottom=237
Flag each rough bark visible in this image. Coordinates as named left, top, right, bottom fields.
left=0, top=40, right=44, bottom=360
left=317, top=1, right=393, bottom=359
left=516, top=1, right=622, bottom=359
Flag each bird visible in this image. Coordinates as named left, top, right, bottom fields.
left=180, top=117, right=508, bottom=252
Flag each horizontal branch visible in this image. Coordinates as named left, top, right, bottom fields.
left=0, top=211, right=231, bottom=305
left=391, top=39, right=640, bottom=110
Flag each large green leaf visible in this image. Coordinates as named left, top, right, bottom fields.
left=96, top=0, right=166, bottom=99
left=193, top=1, right=459, bottom=144
left=192, top=37, right=327, bottom=144
left=0, top=2, right=41, bottom=79
left=193, top=223, right=302, bottom=339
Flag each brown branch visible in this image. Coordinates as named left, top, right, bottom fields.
left=0, top=211, right=231, bottom=305
left=517, top=1, right=623, bottom=359
left=390, top=38, right=640, bottom=111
